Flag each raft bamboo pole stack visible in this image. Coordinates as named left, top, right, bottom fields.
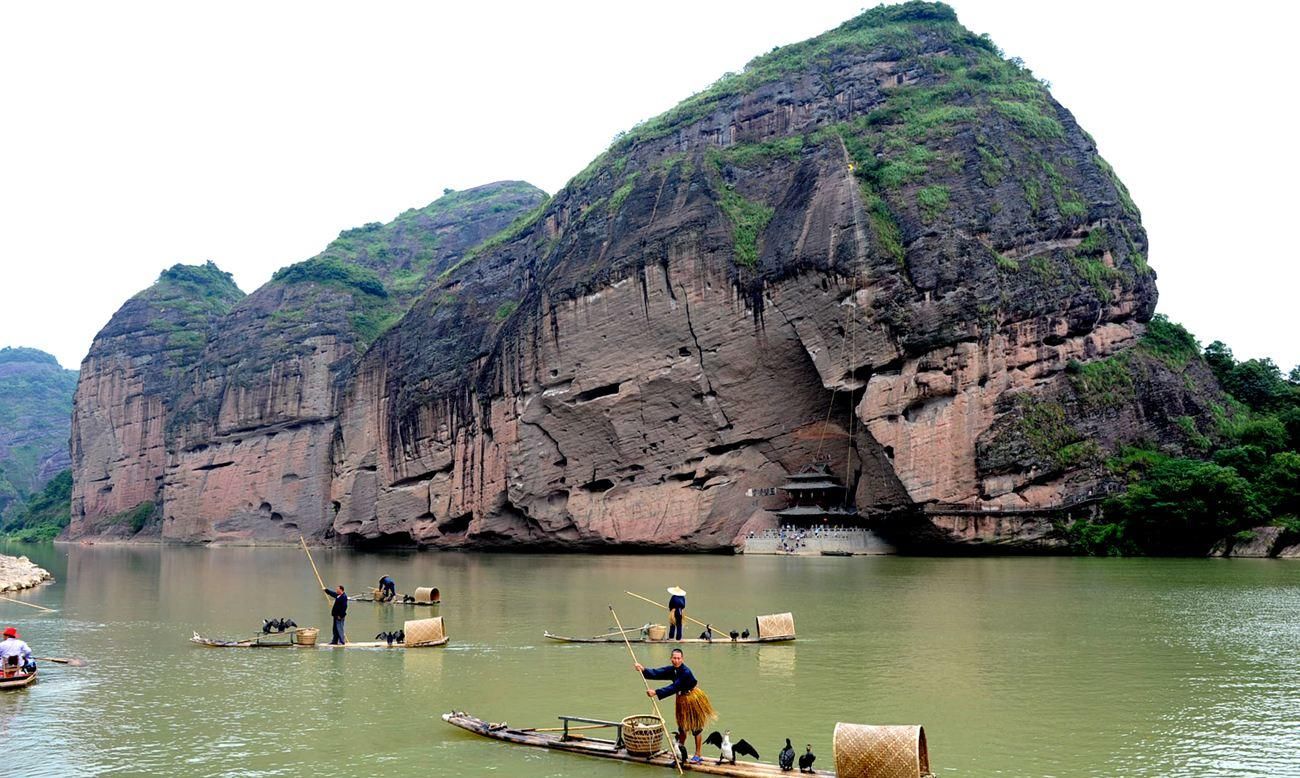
left=624, top=590, right=711, bottom=631
left=609, top=604, right=682, bottom=776
left=0, top=595, right=54, bottom=612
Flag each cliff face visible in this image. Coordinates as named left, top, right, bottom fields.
left=0, top=348, right=77, bottom=518
left=156, top=182, right=546, bottom=543
left=68, top=263, right=243, bottom=539
left=327, top=2, right=1212, bottom=549
left=73, top=4, right=1219, bottom=550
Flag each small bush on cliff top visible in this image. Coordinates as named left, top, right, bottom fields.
left=273, top=257, right=388, bottom=298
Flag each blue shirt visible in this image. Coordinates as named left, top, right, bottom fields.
left=324, top=589, right=348, bottom=618
left=667, top=594, right=686, bottom=615
left=641, top=662, right=698, bottom=699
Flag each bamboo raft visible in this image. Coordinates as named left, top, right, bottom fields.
left=191, top=616, right=449, bottom=649
left=189, top=631, right=449, bottom=649
left=543, top=631, right=794, bottom=645
left=354, top=586, right=441, bottom=606
left=442, top=711, right=833, bottom=776
left=0, top=667, right=37, bottom=690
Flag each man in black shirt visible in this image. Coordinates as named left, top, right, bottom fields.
left=323, top=584, right=348, bottom=644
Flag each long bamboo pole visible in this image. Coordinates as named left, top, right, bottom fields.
left=609, top=604, right=682, bottom=776
left=300, top=535, right=327, bottom=592
left=0, top=595, right=55, bottom=613
left=624, top=590, right=710, bottom=631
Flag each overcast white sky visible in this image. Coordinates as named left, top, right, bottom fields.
left=2, top=1, right=1296, bottom=372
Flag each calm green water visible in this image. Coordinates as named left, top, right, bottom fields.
left=2, top=543, right=1298, bottom=777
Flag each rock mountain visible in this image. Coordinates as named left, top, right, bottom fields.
left=0, top=348, right=77, bottom=519
left=68, top=3, right=1217, bottom=549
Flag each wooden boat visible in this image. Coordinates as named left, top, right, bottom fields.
left=0, top=667, right=36, bottom=690
left=352, top=595, right=440, bottom=606
left=543, top=631, right=794, bottom=644
left=442, top=711, right=834, bottom=776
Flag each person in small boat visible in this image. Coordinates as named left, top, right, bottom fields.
left=665, top=586, right=687, bottom=641
left=323, top=584, right=348, bottom=644
left=0, top=626, right=35, bottom=673
left=378, top=575, right=397, bottom=602
left=635, top=647, right=717, bottom=764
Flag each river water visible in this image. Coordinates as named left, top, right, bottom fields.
left=1, top=542, right=1297, bottom=777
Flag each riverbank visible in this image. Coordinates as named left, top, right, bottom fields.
left=0, top=553, right=53, bottom=591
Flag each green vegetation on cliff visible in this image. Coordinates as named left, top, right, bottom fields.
left=1068, top=319, right=1300, bottom=555
left=0, top=469, right=71, bottom=542
left=0, top=347, right=77, bottom=519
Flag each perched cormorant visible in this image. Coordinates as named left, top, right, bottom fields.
left=698, top=624, right=713, bottom=642
left=705, top=730, right=759, bottom=765
left=799, top=744, right=816, bottom=773
left=779, top=738, right=795, bottom=771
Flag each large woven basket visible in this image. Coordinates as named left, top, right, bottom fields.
left=646, top=624, right=667, bottom=641
left=404, top=616, right=446, bottom=646
left=833, top=722, right=930, bottom=778
left=294, top=627, right=319, bottom=646
left=755, top=612, right=796, bottom=638
left=413, top=586, right=440, bottom=603
left=621, top=714, right=665, bottom=756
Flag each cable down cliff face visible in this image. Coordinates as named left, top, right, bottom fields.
left=69, top=3, right=1220, bottom=549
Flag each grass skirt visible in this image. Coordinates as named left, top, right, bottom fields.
left=675, top=687, right=717, bottom=734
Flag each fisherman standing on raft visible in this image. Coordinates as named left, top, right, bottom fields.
left=666, top=585, right=687, bottom=641
left=635, top=647, right=717, bottom=764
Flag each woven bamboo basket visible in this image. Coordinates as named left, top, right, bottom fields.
left=294, top=627, right=319, bottom=646
left=621, top=714, right=665, bottom=756
left=645, top=624, right=667, bottom=641
left=413, top=586, right=440, bottom=603
left=833, top=722, right=930, bottom=778
left=403, top=616, right=446, bottom=646
left=755, top=612, right=796, bottom=638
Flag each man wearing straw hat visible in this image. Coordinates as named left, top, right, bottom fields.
left=635, top=648, right=717, bottom=764
left=665, top=586, right=687, bottom=641
left=0, top=626, right=35, bottom=672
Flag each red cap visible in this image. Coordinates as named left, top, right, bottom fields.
left=2, top=627, right=16, bottom=638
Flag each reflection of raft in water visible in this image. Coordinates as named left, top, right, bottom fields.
left=190, top=617, right=449, bottom=649
left=545, top=613, right=797, bottom=645
left=442, top=711, right=932, bottom=777
left=354, top=586, right=441, bottom=605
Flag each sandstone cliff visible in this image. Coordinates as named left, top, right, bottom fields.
left=68, top=262, right=244, bottom=539
left=72, top=3, right=1221, bottom=551
left=328, top=2, right=1214, bottom=550
left=152, top=183, right=544, bottom=543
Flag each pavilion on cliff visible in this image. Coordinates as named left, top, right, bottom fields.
left=773, top=463, right=860, bottom=527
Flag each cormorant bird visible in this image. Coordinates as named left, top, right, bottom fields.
left=705, top=730, right=759, bottom=764
left=741, top=628, right=750, bottom=639
left=261, top=619, right=273, bottom=634
left=698, top=624, right=713, bottom=642
left=395, top=629, right=405, bottom=644
left=281, top=618, right=297, bottom=631
left=729, top=630, right=740, bottom=641
left=779, top=738, right=795, bottom=771
left=672, top=731, right=688, bottom=763
left=799, top=744, right=816, bottom=773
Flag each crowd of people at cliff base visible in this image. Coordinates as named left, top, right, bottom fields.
left=747, top=524, right=867, bottom=552
left=1, top=625, right=36, bottom=673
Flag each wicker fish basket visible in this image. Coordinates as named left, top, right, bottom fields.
left=645, top=624, right=667, bottom=641
left=413, top=586, right=440, bottom=603
left=833, top=722, right=930, bottom=778
left=621, top=714, right=665, bottom=756
left=755, top=612, right=796, bottom=638
left=403, top=616, right=446, bottom=646
left=294, top=627, right=319, bottom=646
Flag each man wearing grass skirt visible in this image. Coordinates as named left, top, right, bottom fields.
left=635, top=647, right=717, bottom=764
